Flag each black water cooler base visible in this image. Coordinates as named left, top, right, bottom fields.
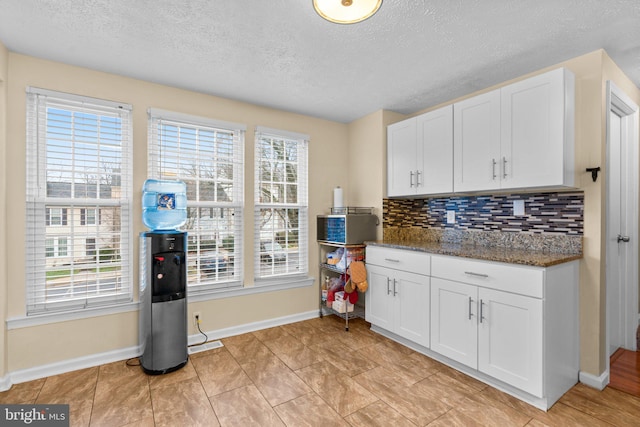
left=140, top=231, right=189, bottom=375
left=142, top=359, right=188, bottom=376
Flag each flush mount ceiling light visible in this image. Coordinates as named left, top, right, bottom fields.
left=313, top=0, right=383, bottom=24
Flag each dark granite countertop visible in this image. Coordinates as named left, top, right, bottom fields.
left=365, top=239, right=582, bottom=267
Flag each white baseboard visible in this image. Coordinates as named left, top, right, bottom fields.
left=7, top=345, right=141, bottom=388
left=579, top=369, right=609, bottom=390
left=0, top=375, right=11, bottom=392
left=189, top=309, right=318, bottom=344
left=3, top=309, right=319, bottom=390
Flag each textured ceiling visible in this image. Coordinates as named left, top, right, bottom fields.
left=0, top=0, right=639, bottom=123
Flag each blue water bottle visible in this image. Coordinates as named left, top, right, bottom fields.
left=142, top=179, right=187, bottom=231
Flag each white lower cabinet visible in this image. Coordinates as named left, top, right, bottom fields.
left=367, top=246, right=578, bottom=410
left=430, top=278, right=478, bottom=368
left=477, top=287, right=543, bottom=397
left=431, top=277, right=543, bottom=397
left=365, top=247, right=430, bottom=348
left=366, top=264, right=394, bottom=331
left=366, top=264, right=430, bottom=348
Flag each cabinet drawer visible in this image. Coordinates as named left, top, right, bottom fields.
left=431, top=255, right=543, bottom=298
left=365, top=246, right=430, bottom=276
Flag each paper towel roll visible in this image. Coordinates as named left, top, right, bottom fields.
left=333, top=187, right=343, bottom=208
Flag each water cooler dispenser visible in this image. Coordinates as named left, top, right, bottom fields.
left=139, top=180, right=188, bottom=374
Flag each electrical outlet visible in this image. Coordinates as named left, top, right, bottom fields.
left=513, top=200, right=525, bottom=216
left=193, top=312, right=201, bottom=327
left=446, top=210, right=455, bottom=224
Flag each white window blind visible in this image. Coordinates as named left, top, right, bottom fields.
left=26, top=88, right=133, bottom=315
left=254, top=127, right=309, bottom=280
left=148, top=109, right=245, bottom=293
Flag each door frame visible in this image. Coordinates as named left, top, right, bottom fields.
left=605, top=80, right=639, bottom=371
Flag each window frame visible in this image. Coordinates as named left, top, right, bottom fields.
left=25, top=87, right=133, bottom=315
left=254, top=127, right=309, bottom=284
left=147, top=108, right=246, bottom=296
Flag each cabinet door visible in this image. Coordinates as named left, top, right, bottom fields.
left=478, top=288, right=543, bottom=397
left=394, top=270, right=430, bottom=347
left=430, top=278, right=478, bottom=368
left=501, top=68, right=574, bottom=189
left=453, top=89, right=501, bottom=192
left=365, top=265, right=394, bottom=330
left=417, top=105, right=453, bottom=194
left=387, top=118, right=418, bottom=197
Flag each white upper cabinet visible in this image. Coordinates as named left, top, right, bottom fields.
left=454, top=67, right=575, bottom=193
left=388, top=67, right=575, bottom=196
left=501, top=68, right=575, bottom=189
left=387, top=117, right=418, bottom=197
left=387, top=105, right=453, bottom=197
left=417, top=106, right=454, bottom=194
left=453, top=90, right=501, bottom=192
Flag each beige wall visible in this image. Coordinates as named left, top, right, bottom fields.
left=366, top=50, right=640, bottom=377
left=4, top=53, right=350, bottom=371
left=0, top=41, right=8, bottom=379
left=346, top=110, right=405, bottom=240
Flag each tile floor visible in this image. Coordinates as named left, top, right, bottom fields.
left=1, top=315, right=640, bottom=426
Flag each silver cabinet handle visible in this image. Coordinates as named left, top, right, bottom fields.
left=468, top=297, right=474, bottom=320
left=393, top=279, right=398, bottom=296
left=416, top=170, right=422, bottom=187
left=464, top=271, right=489, bottom=278
left=480, top=299, right=486, bottom=323
left=410, top=171, right=414, bottom=187
left=492, top=159, right=497, bottom=180
left=386, top=277, right=391, bottom=295
left=618, top=234, right=630, bottom=243
left=384, top=258, right=400, bottom=263
left=502, top=157, right=507, bottom=179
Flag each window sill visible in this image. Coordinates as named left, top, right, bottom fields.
left=6, top=302, right=140, bottom=330
left=187, top=275, right=314, bottom=302
left=8, top=276, right=316, bottom=328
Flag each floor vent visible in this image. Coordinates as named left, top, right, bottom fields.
left=188, top=340, right=224, bottom=355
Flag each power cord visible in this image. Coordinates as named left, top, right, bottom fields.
left=125, top=357, right=141, bottom=366
left=188, top=314, right=209, bottom=347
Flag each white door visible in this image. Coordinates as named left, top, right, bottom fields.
left=417, top=105, right=454, bottom=194
left=430, top=278, right=478, bottom=368
left=394, top=270, right=430, bottom=347
left=606, top=81, right=639, bottom=355
left=365, top=265, right=394, bottom=330
left=387, top=118, right=417, bottom=197
left=478, top=288, right=543, bottom=397
left=453, top=89, right=501, bottom=192
left=501, top=68, right=570, bottom=189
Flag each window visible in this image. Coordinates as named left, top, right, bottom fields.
left=148, top=109, right=245, bottom=294
left=26, top=88, right=133, bottom=314
left=85, top=238, right=97, bottom=257
left=46, top=237, right=69, bottom=258
left=254, top=127, right=308, bottom=280
left=45, top=239, right=55, bottom=258
left=46, top=208, right=68, bottom=226
left=80, top=208, right=98, bottom=226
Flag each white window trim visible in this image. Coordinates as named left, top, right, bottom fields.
left=6, top=273, right=315, bottom=328
left=25, top=87, right=134, bottom=316
left=254, top=127, right=309, bottom=282
left=186, top=276, right=315, bottom=302
left=148, top=108, right=246, bottom=295
left=6, top=302, right=140, bottom=330
left=148, top=108, right=246, bottom=132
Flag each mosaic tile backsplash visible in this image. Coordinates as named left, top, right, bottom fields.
left=384, top=192, right=584, bottom=235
